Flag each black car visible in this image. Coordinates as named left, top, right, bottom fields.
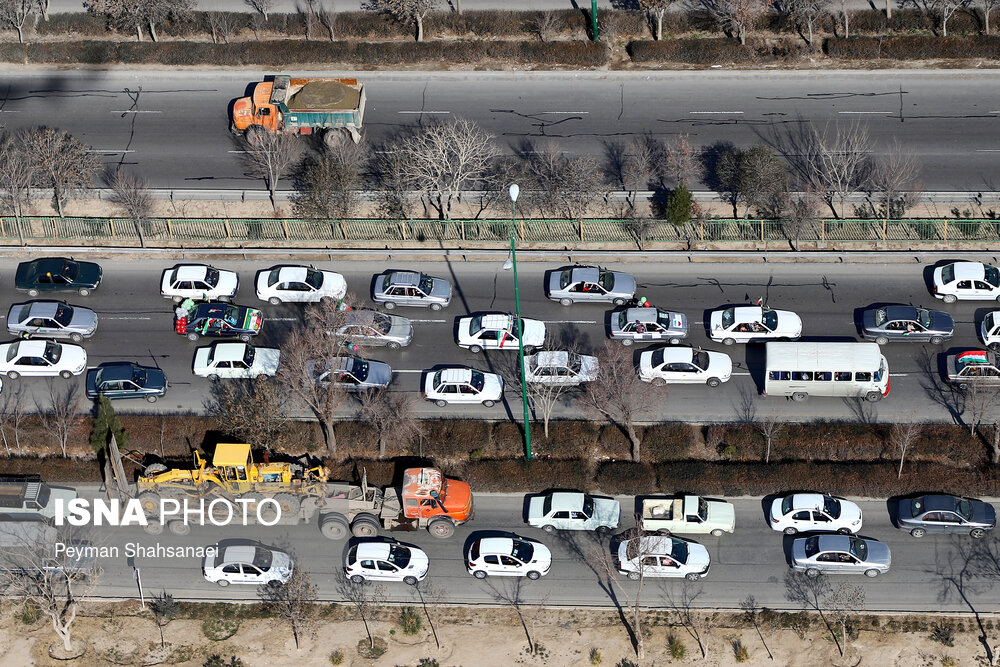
left=175, top=302, right=263, bottom=342
left=897, top=494, right=997, bottom=538
left=860, top=305, right=954, bottom=345
left=15, top=258, right=102, bottom=297
left=86, top=362, right=167, bottom=403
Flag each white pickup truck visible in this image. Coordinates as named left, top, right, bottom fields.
left=639, top=495, right=735, bottom=536
left=0, top=476, right=77, bottom=521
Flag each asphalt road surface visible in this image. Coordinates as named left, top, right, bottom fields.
left=0, top=253, right=995, bottom=424
left=67, top=485, right=1000, bottom=613
left=0, top=70, right=996, bottom=191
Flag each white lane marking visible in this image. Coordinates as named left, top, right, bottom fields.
left=689, top=110, right=743, bottom=114
left=397, top=110, right=450, bottom=114
left=543, top=320, right=598, bottom=324
left=975, top=149, right=1000, bottom=152
left=991, top=111, right=1000, bottom=113
left=394, top=369, right=424, bottom=373
left=268, top=317, right=300, bottom=322
left=539, top=111, right=590, bottom=115
left=227, top=150, right=250, bottom=154
left=111, top=110, right=162, bottom=114
left=0, top=110, right=18, bottom=113
left=732, top=372, right=752, bottom=376
left=410, top=319, right=447, bottom=323
left=86, top=149, right=135, bottom=154
left=837, top=111, right=892, bottom=114
left=103, top=316, right=152, bottom=320
left=893, top=373, right=910, bottom=377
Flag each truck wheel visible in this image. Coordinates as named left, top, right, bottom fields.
left=596, top=525, right=612, bottom=536
left=5, top=371, right=18, bottom=380
left=143, top=463, right=168, bottom=476
left=137, top=491, right=161, bottom=514
left=710, top=529, right=725, bottom=537
left=526, top=570, right=541, bottom=580
left=351, top=513, right=380, bottom=538
left=320, top=514, right=350, bottom=540
left=656, top=529, right=672, bottom=537
left=273, top=493, right=301, bottom=517
left=627, top=571, right=640, bottom=581
left=168, top=520, right=190, bottom=536
left=144, top=519, right=163, bottom=535
left=427, top=518, right=455, bottom=538
left=322, top=128, right=348, bottom=148
left=792, top=392, right=808, bottom=402
left=865, top=391, right=882, bottom=403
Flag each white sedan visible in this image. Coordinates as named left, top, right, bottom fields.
left=617, top=535, right=710, bottom=581
left=345, top=540, right=429, bottom=585
left=980, top=311, right=1000, bottom=350
left=255, top=265, right=347, bottom=305
left=424, top=367, right=503, bottom=407
left=193, top=342, right=280, bottom=380
left=203, top=544, right=292, bottom=587
left=933, top=261, right=1000, bottom=303
left=467, top=536, right=552, bottom=580
left=769, top=493, right=863, bottom=535
left=637, top=346, right=732, bottom=387
left=456, top=313, right=546, bottom=354
left=161, top=264, right=238, bottom=303
left=709, top=305, right=802, bottom=345
left=0, top=340, right=87, bottom=379
left=524, top=351, right=599, bottom=385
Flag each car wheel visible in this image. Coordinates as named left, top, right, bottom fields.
left=216, top=579, right=230, bottom=587
left=268, top=296, right=281, bottom=305
left=541, top=524, right=556, bottom=534
left=430, top=303, right=443, bottom=311
left=435, top=399, right=447, bottom=407
left=482, top=400, right=496, bottom=408
left=723, top=338, right=735, bottom=346
left=792, top=392, right=808, bottom=402
left=473, top=570, right=488, bottom=580
left=172, top=295, right=183, bottom=304
left=469, top=345, right=483, bottom=354
left=910, top=528, right=926, bottom=538
left=560, top=298, right=573, bottom=307
left=168, top=520, right=190, bottom=536
left=146, top=395, right=158, bottom=404
left=209, top=374, right=220, bottom=382
left=621, top=339, right=633, bottom=347
left=707, top=377, right=722, bottom=388
left=837, top=528, right=853, bottom=535
left=783, top=527, right=798, bottom=535
left=59, top=370, right=73, bottom=379
left=387, top=341, right=401, bottom=350
left=865, top=391, right=882, bottom=403
left=627, top=571, right=640, bottom=581
left=651, top=377, right=666, bottom=388
left=805, top=568, right=820, bottom=578
left=6, top=371, right=19, bottom=380
left=524, top=346, right=535, bottom=355
left=219, top=296, right=232, bottom=304
left=384, top=301, right=396, bottom=310
left=350, top=574, right=365, bottom=584
left=613, top=297, right=627, bottom=306
left=187, top=332, right=199, bottom=341
left=70, top=333, right=83, bottom=343
left=596, top=525, right=612, bottom=536
left=685, top=572, right=701, bottom=582
left=710, top=529, right=725, bottom=537
left=669, top=338, right=681, bottom=345
left=526, top=570, right=541, bottom=580
left=78, top=288, right=91, bottom=297
left=971, top=528, right=987, bottom=539
left=239, top=334, right=252, bottom=343
left=864, top=569, right=881, bottom=578
left=943, top=294, right=957, bottom=304
left=930, top=336, right=944, bottom=345
left=656, top=529, right=672, bottom=537
left=27, top=289, right=39, bottom=297
left=875, top=336, right=889, bottom=346
left=403, top=576, right=418, bottom=586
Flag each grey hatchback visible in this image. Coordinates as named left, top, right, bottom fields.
left=897, top=494, right=996, bottom=538
left=860, top=305, right=954, bottom=345
left=7, top=301, right=98, bottom=342
left=373, top=271, right=452, bottom=311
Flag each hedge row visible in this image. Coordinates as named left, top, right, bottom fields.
left=0, top=39, right=609, bottom=66
left=826, top=35, right=1000, bottom=59
left=627, top=37, right=809, bottom=64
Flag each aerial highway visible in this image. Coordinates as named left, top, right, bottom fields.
left=0, top=70, right=996, bottom=191
left=65, top=484, right=1000, bottom=613
left=0, top=252, right=993, bottom=423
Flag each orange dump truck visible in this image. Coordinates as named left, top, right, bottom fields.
left=231, top=74, right=366, bottom=146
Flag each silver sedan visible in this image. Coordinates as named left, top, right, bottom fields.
left=7, top=301, right=98, bottom=343
left=547, top=266, right=635, bottom=306
left=335, top=309, right=413, bottom=349
left=609, top=307, right=688, bottom=346
left=791, top=535, right=891, bottom=578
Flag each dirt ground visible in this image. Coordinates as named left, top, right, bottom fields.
left=0, top=602, right=986, bottom=667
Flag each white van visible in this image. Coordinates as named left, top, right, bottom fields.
left=763, top=342, right=889, bottom=402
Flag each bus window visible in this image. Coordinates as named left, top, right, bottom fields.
left=855, top=372, right=872, bottom=381
left=815, top=372, right=832, bottom=381
left=835, top=372, right=852, bottom=381
left=769, top=371, right=790, bottom=381
left=792, top=371, right=812, bottom=381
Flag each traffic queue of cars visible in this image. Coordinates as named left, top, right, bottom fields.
left=200, top=490, right=996, bottom=587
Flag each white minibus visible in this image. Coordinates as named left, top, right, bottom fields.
left=763, top=342, right=889, bottom=402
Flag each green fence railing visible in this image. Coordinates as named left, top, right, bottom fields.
left=2, top=217, right=999, bottom=245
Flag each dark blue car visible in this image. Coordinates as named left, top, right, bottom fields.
left=86, top=362, right=167, bottom=403
left=15, top=258, right=102, bottom=297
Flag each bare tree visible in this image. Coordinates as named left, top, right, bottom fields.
left=665, top=133, right=701, bottom=186
left=785, top=571, right=846, bottom=655
left=483, top=577, right=547, bottom=654
left=809, top=122, right=873, bottom=218
left=902, top=0, right=973, bottom=35
left=205, top=377, right=290, bottom=453
left=757, top=412, right=785, bottom=463
left=363, top=0, right=439, bottom=42
left=866, top=139, right=922, bottom=219
left=663, top=582, right=708, bottom=658
left=827, top=583, right=865, bottom=657
left=396, top=117, right=499, bottom=220
left=640, top=0, right=678, bottom=40
left=622, top=136, right=656, bottom=217
left=740, top=595, right=774, bottom=660
left=0, top=383, right=26, bottom=455
left=698, top=0, right=772, bottom=44
left=148, top=589, right=178, bottom=648
left=35, top=0, right=49, bottom=20
left=336, top=571, right=387, bottom=650
left=357, top=389, right=424, bottom=457
left=239, top=131, right=303, bottom=211
left=258, top=561, right=317, bottom=650
left=0, top=523, right=101, bottom=654
left=889, top=420, right=922, bottom=478
left=300, top=0, right=318, bottom=39
left=963, top=383, right=1000, bottom=438
left=984, top=0, right=1000, bottom=33
left=21, top=127, right=99, bottom=218
left=530, top=10, right=560, bottom=41
left=779, top=185, right=824, bottom=250
left=104, top=167, right=152, bottom=247
left=205, top=11, right=238, bottom=43
left=293, top=141, right=367, bottom=219
left=0, top=132, right=36, bottom=245
left=735, top=144, right=789, bottom=217
left=317, top=0, right=337, bottom=40
left=582, top=528, right=650, bottom=658
left=244, top=0, right=274, bottom=20
left=580, top=341, right=664, bottom=462
left=774, top=0, right=831, bottom=44
left=0, top=0, right=34, bottom=43
left=517, top=140, right=603, bottom=220
left=84, top=0, right=194, bottom=42
left=34, top=381, right=81, bottom=458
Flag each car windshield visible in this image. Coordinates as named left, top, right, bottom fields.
left=670, top=538, right=689, bottom=564
left=53, top=304, right=73, bottom=327
left=568, top=354, right=582, bottom=373
left=721, top=308, right=734, bottom=329
left=222, top=305, right=241, bottom=326
left=468, top=315, right=483, bottom=335
left=874, top=308, right=887, bottom=325
left=205, top=268, right=220, bottom=287
left=823, top=496, right=842, bottom=519
left=347, top=545, right=357, bottom=564
left=650, top=348, right=664, bottom=368
left=267, top=269, right=281, bottom=287
left=987, top=313, right=997, bottom=332
left=542, top=495, right=552, bottom=515
left=781, top=496, right=794, bottom=515
left=373, top=313, right=392, bottom=335
left=582, top=495, right=594, bottom=518
left=387, top=544, right=411, bottom=568
left=348, top=359, right=370, bottom=382
left=243, top=346, right=256, bottom=366
left=762, top=309, right=778, bottom=330
left=617, top=312, right=629, bottom=329
left=470, top=370, right=485, bottom=392
left=559, top=270, right=572, bottom=289
left=598, top=270, right=614, bottom=291
left=986, top=265, right=1000, bottom=288
left=656, top=310, right=675, bottom=328
left=131, top=367, right=146, bottom=385
left=910, top=497, right=925, bottom=515
left=59, top=261, right=79, bottom=281
left=942, top=264, right=956, bottom=284
left=955, top=497, right=973, bottom=520
left=916, top=308, right=933, bottom=327
left=510, top=540, right=534, bottom=563
left=252, top=547, right=273, bottom=570
left=698, top=498, right=709, bottom=520
left=803, top=536, right=820, bottom=557
left=305, top=268, right=324, bottom=289
left=692, top=351, right=709, bottom=371
left=418, top=274, right=434, bottom=294
left=849, top=538, right=868, bottom=561
left=43, top=342, right=61, bottom=364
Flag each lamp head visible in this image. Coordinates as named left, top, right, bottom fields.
left=509, top=184, right=520, bottom=202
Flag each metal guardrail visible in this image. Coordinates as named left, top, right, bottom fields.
left=2, top=216, right=1000, bottom=245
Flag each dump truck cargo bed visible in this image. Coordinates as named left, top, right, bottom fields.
left=286, top=79, right=362, bottom=111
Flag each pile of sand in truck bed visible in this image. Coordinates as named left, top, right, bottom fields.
left=287, top=80, right=360, bottom=111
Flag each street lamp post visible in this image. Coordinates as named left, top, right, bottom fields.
left=506, top=184, right=532, bottom=461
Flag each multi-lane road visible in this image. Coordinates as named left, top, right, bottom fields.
left=0, top=70, right=997, bottom=191
left=71, top=484, right=1000, bottom=612
left=0, top=251, right=993, bottom=423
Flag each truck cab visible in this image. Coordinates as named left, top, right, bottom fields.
left=0, top=475, right=77, bottom=521
left=399, top=468, right=473, bottom=524
left=232, top=79, right=282, bottom=134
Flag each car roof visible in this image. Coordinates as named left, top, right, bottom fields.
left=176, top=265, right=209, bottom=281
left=99, top=363, right=137, bottom=382
left=32, top=257, right=72, bottom=272
left=950, top=262, right=987, bottom=281
left=278, top=266, right=309, bottom=282
left=193, top=303, right=236, bottom=317
left=387, top=271, right=421, bottom=286
left=919, top=495, right=960, bottom=511
left=333, top=357, right=360, bottom=372
left=655, top=348, right=695, bottom=364
left=220, top=546, right=256, bottom=563
left=355, top=542, right=392, bottom=560
left=571, top=267, right=600, bottom=283
left=535, top=351, right=570, bottom=366
left=631, top=535, right=678, bottom=555
left=477, top=314, right=513, bottom=330
left=439, top=368, right=473, bottom=384
left=213, top=343, right=248, bottom=362
left=883, top=305, right=917, bottom=321
left=731, top=306, right=764, bottom=323
left=789, top=493, right=825, bottom=511
left=815, top=534, right=851, bottom=551
left=15, top=340, right=51, bottom=356
left=478, top=537, right=514, bottom=554
left=345, top=310, right=379, bottom=326
left=24, top=301, right=61, bottom=318
left=624, top=308, right=659, bottom=322
left=548, top=492, right=585, bottom=511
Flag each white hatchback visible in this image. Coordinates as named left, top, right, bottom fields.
left=203, top=544, right=292, bottom=587
left=345, top=540, right=429, bottom=585
left=255, top=265, right=347, bottom=305
left=424, top=367, right=503, bottom=407
left=467, top=536, right=552, bottom=580
left=192, top=342, right=280, bottom=380
left=0, top=340, right=87, bottom=379
left=933, top=261, right=1000, bottom=303
left=161, top=264, right=239, bottom=303
left=709, top=306, right=802, bottom=345
left=981, top=311, right=1000, bottom=350
left=769, top=493, right=863, bottom=535
left=638, top=346, right=732, bottom=387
